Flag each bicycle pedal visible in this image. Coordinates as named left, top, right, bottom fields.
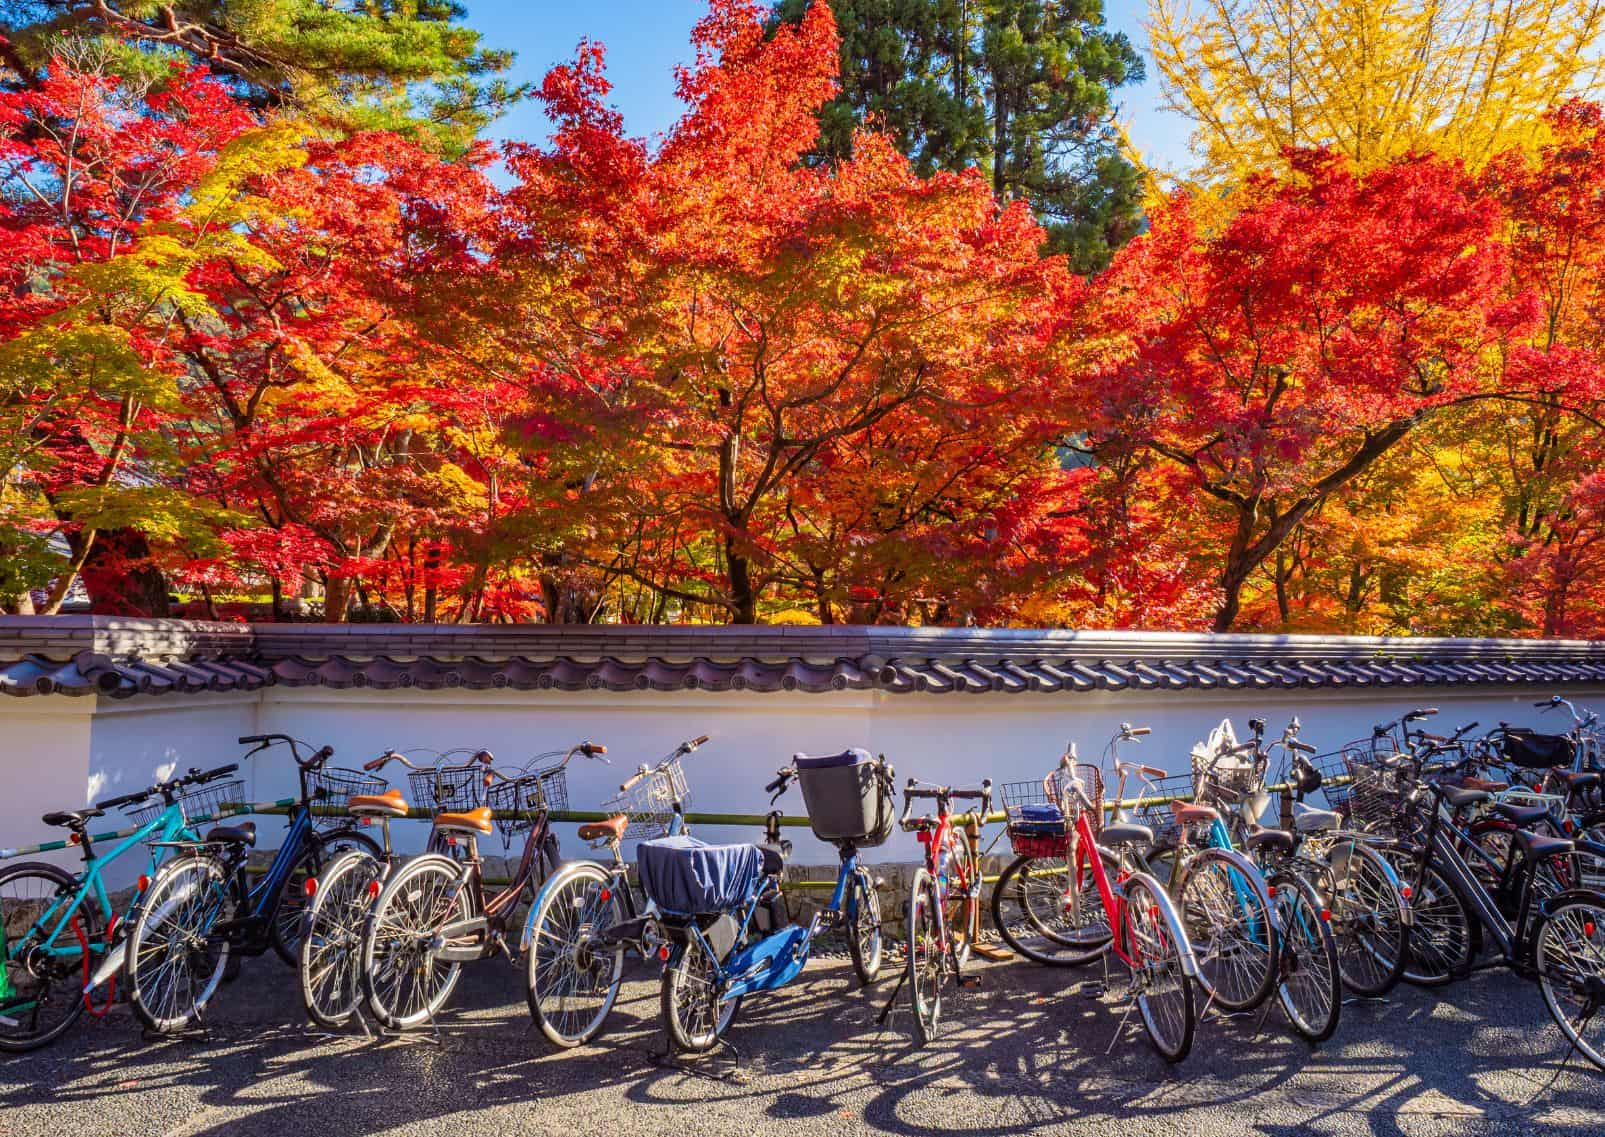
left=1080, top=982, right=1108, bottom=999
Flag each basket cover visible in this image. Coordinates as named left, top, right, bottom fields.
left=1012, top=803, right=1068, bottom=836
left=637, top=835, right=763, bottom=915
left=1502, top=728, right=1575, bottom=770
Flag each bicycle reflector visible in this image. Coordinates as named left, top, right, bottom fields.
left=1588, top=921, right=1598, bottom=937
left=657, top=945, right=671, bottom=961
left=68, top=831, right=81, bottom=845
left=303, top=876, right=318, bottom=898
left=599, top=888, right=612, bottom=903
left=1320, top=908, right=1332, bottom=922
left=1401, top=885, right=1412, bottom=900
left=137, top=874, right=151, bottom=893
left=368, top=880, right=382, bottom=899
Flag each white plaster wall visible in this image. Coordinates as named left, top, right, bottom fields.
left=0, top=700, right=94, bottom=872
left=6, top=683, right=1602, bottom=871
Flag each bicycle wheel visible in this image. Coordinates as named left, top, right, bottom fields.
left=1323, top=840, right=1409, bottom=997
left=0, top=862, right=94, bottom=1053
left=298, top=849, right=380, bottom=1029
left=990, top=854, right=1112, bottom=966
left=907, top=867, right=945, bottom=1045
left=660, top=937, right=740, bottom=1053
left=845, top=868, right=884, bottom=985
left=1535, top=892, right=1605, bottom=1071
left=1395, top=858, right=1480, bottom=986
left=525, top=861, right=626, bottom=1048
left=938, top=829, right=977, bottom=968
left=125, top=853, right=234, bottom=1033
left=271, top=829, right=381, bottom=967
left=1122, top=872, right=1195, bottom=1062
left=361, top=854, right=469, bottom=1029
left=1176, top=847, right=1278, bottom=1012
left=1270, top=869, right=1341, bottom=1043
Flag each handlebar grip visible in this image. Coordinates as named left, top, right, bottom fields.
left=620, top=769, right=648, bottom=792
left=1289, top=739, right=1316, bottom=754
left=690, top=735, right=710, bottom=748
left=363, top=753, right=392, bottom=772
left=1535, top=700, right=1554, bottom=708
left=587, top=743, right=608, bottom=756
left=764, top=770, right=792, bottom=795
left=1129, top=726, right=1152, bottom=736
left=1410, top=707, right=1439, bottom=718
left=97, top=789, right=148, bottom=809
left=1139, top=763, right=1167, bottom=778
left=238, top=735, right=267, bottom=745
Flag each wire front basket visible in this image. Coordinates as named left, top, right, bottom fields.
left=307, top=767, right=388, bottom=829
left=1131, top=773, right=1195, bottom=829
left=1307, top=747, right=1359, bottom=811
left=1345, top=763, right=1409, bottom=834
left=601, top=756, right=689, bottom=841
left=126, top=779, right=245, bottom=828
left=408, top=762, right=483, bottom=813
left=485, top=757, right=570, bottom=840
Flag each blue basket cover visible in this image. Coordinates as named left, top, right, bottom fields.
left=637, top=835, right=764, bottom=915
left=793, top=748, right=874, bottom=770
left=1013, top=802, right=1067, bottom=836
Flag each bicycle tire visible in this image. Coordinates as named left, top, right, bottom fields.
left=1323, top=840, right=1409, bottom=998
left=845, top=868, right=884, bottom=985
left=907, top=867, right=944, bottom=1045
left=1176, top=846, right=1279, bottom=1012
left=990, top=854, right=1111, bottom=966
left=525, top=861, right=626, bottom=1048
left=1123, top=872, right=1195, bottom=1062
left=125, top=852, right=234, bottom=1033
left=0, top=861, right=94, bottom=1053
left=1270, top=868, right=1342, bottom=1043
left=660, top=937, right=740, bottom=1053
left=361, top=853, right=469, bottom=1029
left=1534, top=891, right=1605, bottom=1071
left=1395, top=857, right=1481, bottom=987
left=298, top=849, right=381, bottom=1029
left=271, top=829, right=382, bottom=967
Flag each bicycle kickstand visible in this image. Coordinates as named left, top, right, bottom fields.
left=875, top=965, right=910, bottom=1028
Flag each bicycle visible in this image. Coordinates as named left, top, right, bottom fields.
left=120, top=735, right=381, bottom=1033
left=881, top=775, right=992, bottom=1045
left=994, top=736, right=1198, bottom=1059
left=295, top=747, right=485, bottom=1030
left=0, top=763, right=236, bottom=1051
left=645, top=749, right=896, bottom=1053
left=1391, top=749, right=1605, bottom=1068
left=360, top=741, right=607, bottom=1031
left=522, top=735, right=707, bottom=1048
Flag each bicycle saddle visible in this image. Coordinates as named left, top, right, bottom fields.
left=41, top=807, right=104, bottom=829
left=1439, top=785, right=1489, bottom=810
left=347, top=788, right=409, bottom=817
left=1556, top=770, right=1601, bottom=794
left=1513, top=828, right=1574, bottom=859
left=1171, top=802, right=1219, bottom=825
left=577, top=814, right=629, bottom=842
left=204, top=822, right=256, bottom=848
left=1458, top=775, right=1510, bottom=793
left=1244, top=827, right=1295, bottom=856
left=1292, top=802, right=1340, bottom=832
left=1491, top=802, right=1550, bottom=826
left=434, top=806, right=494, bottom=834
left=1099, top=821, right=1154, bottom=846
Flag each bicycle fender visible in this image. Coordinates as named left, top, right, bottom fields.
left=1126, top=870, right=1200, bottom=980
left=520, top=860, right=604, bottom=954
left=1539, top=887, right=1605, bottom=920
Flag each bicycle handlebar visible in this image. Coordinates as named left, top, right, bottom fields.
left=619, top=735, right=709, bottom=792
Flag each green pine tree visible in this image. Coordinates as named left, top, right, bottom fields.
left=772, top=0, right=1144, bottom=273
left=0, top=0, right=526, bottom=154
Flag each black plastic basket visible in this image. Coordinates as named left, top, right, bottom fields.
left=307, top=767, right=388, bottom=829
left=408, top=764, right=483, bottom=812
left=127, top=779, right=245, bottom=828
left=1502, top=728, right=1576, bottom=771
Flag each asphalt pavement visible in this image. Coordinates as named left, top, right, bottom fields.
left=1, top=952, right=1598, bottom=1137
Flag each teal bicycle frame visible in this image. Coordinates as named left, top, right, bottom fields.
left=2, top=802, right=198, bottom=1009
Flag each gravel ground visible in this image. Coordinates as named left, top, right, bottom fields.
left=1, top=953, right=1599, bottom=1137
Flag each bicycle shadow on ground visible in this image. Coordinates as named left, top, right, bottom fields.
left=0, top=955, right=1598, bottom=1137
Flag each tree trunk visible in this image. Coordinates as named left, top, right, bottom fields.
left=323, top=573, right=351, bottom=623
left=78, top=529, right=170, bottom=616
left=727, top=537, right=758, bottom=624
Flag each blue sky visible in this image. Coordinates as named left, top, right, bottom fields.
left=464, top=1, right=1195, bottom=171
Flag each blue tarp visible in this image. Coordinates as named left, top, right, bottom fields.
left=638, top=835, right=764, bottom=915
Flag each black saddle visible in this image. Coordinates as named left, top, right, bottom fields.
left=1100, top=821, right=1154, bottom=847
left=1492, top=802, right=1550, bottom=827
left=1245, top=827, right=1295, bottom=856
left=1440, top=785, right=1489, bottom=811
left=758, top=843, right=787, bottom=876
left=204, top=822, right=257, bottom=848
left=41, top=807, right=104, bottom=829
left=1513, top=828, right=1574, bottom=860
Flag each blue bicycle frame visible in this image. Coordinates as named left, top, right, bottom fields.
left=674, top=846, right=867, bottom=1004
left=1205, top=815, right=1271, bottom=943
